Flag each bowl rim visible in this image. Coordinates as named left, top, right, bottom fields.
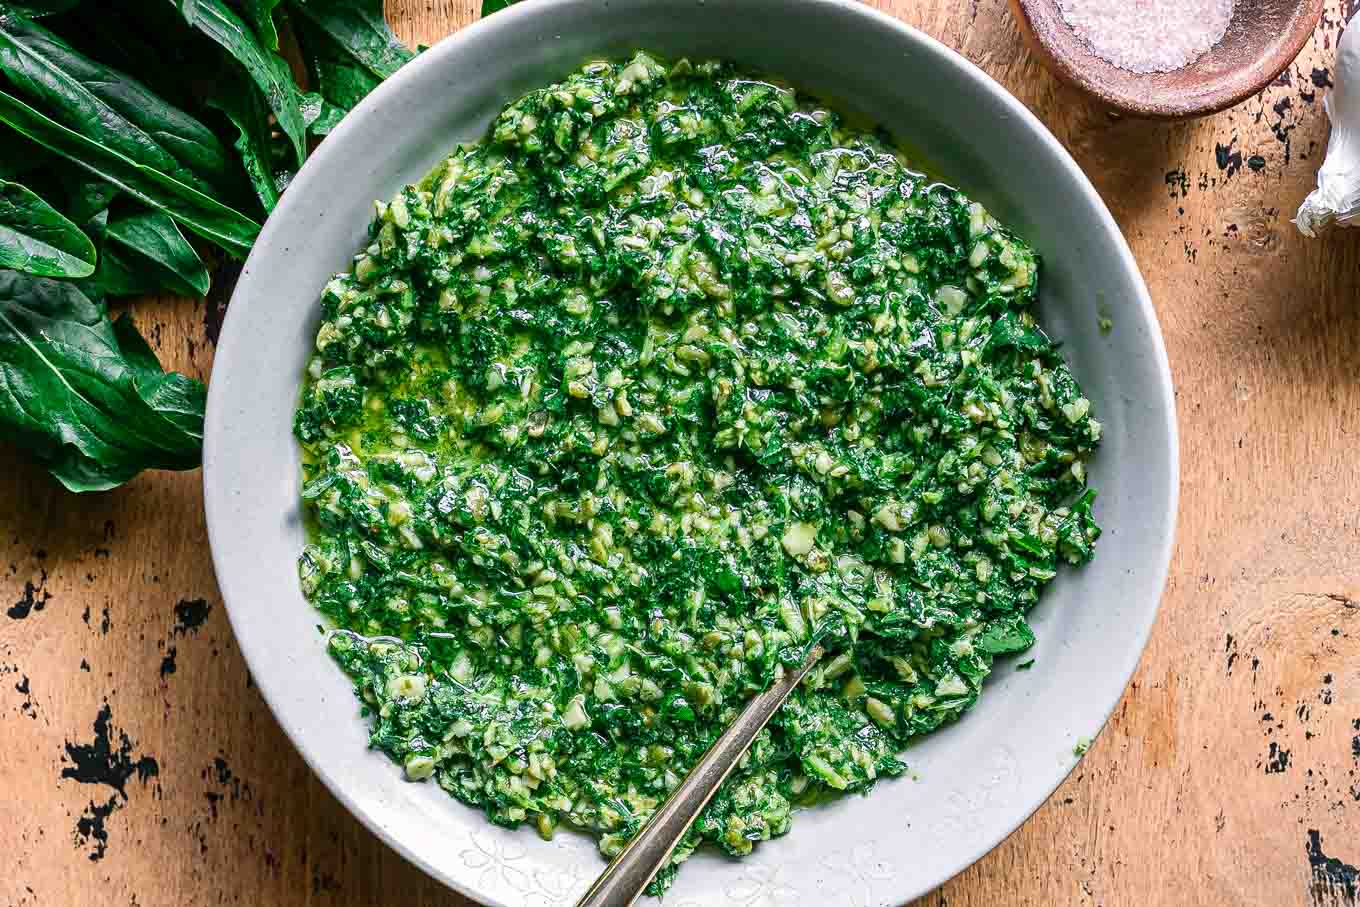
left=1008, top=0, right=1325, bottom=118
left=204, top=0, right=1180, bottom=902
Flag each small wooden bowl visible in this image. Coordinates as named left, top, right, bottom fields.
left=1010, top=0, right=1324, bottom=118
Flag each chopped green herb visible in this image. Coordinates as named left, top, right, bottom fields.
left=295, top=55, right=1103, bottom=890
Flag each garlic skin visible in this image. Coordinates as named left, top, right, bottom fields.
left=1295, top=15, right=1360, bottom=237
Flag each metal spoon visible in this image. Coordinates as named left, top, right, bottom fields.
left=576, top=644, right=825, bottom=907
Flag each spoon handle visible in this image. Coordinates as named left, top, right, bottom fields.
left=575, top=644, right=825, bottom=907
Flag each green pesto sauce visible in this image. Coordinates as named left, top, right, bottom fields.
left=294, top=53, right=1102, bottom=890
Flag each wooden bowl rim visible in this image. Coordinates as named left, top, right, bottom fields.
left=1010, top=0, right=1325, bottom=118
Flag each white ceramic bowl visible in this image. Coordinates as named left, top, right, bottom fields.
left=203, top=1, right=1178, bottom=903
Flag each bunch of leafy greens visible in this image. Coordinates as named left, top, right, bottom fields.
left=0, top=0, right=411, bottom=491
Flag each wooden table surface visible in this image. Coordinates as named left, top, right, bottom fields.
left=3, top=2, right=1359, bottom=905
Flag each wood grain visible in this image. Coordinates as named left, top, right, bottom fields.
left=3, top=2, right=1359, bottom=905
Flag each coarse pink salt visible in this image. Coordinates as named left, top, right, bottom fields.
left=1058, top=0, right=1236, bottom=74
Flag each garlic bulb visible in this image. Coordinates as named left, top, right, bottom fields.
left=1295, top=15, right=1360, bottom=236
